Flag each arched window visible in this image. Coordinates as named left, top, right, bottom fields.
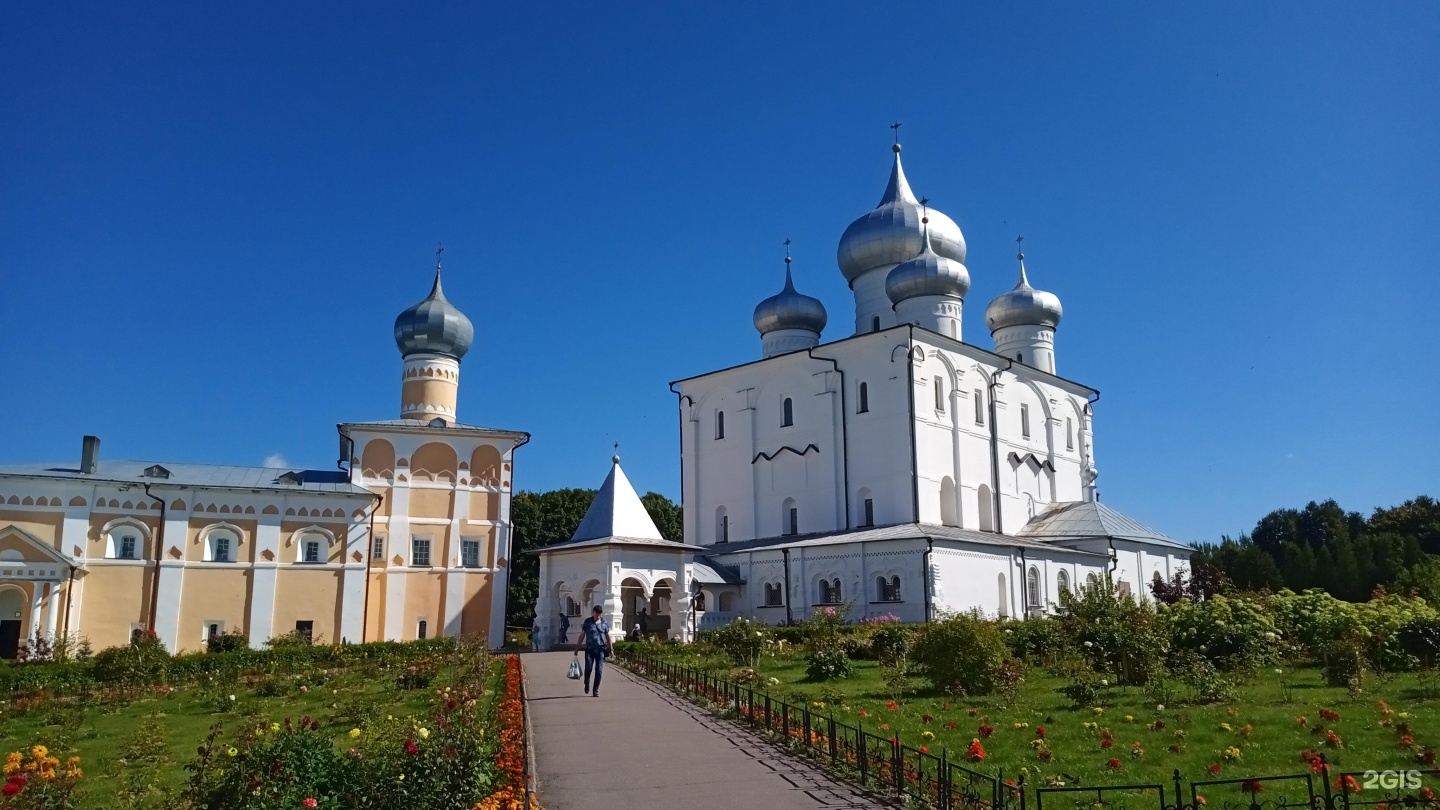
left=1057, top=569, right=1071, bottom=596
left=940, top=477, right=958, bottom=527
left=715, top=410, right=725, bottom=440
left=872, top=316, right=881, bottom=333
left=1027, top=566, right=1041, bottom=609
left=782, top=498, right=798, bottom=536
left=715, top=506, right=729, bottom=544
left=763, top=582, right=783, bottom=607
left=781, top=397, right=794, bottom=427
left=857, top=382, right=869, bottom=413
left=977, top=484, right=995, bottom=532
left=934, top=377, right=946, bottom=411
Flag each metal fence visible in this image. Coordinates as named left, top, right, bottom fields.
left=615, top=649, right=1440, bottom=810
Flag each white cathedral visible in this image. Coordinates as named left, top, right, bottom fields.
left=533, top=142, right=1191, bottom=646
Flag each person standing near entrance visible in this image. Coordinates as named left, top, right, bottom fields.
left=573, top=605, right=613, bottom=697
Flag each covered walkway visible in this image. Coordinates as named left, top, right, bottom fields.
left=524, top=651, right=884, bottom=809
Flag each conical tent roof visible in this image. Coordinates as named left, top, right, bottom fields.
left=570, top=456, right=664, bottom=542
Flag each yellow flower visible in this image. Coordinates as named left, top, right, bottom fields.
left=349, top=728, right=362, bottom=738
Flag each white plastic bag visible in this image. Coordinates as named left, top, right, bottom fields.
left=567, top=656, right=582, bottom=680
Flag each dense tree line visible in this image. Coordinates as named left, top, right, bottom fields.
left=1191, top=496, right=1440, bottom=602
left=503, top=489, right=682, bottom=627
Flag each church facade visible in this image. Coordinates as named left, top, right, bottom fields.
left=533, top=142, right=1190, bottom=646
left=0, top=261, right=526, bottom=656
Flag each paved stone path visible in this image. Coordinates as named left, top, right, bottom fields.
left=523, top=651, right=888, bottom=810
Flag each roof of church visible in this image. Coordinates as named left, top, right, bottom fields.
left=1018, top=501, right=1190, bottom=550
left=529, top=456, right=707, bottom=554
left=706, top=522, right=1109, bottom=556
left=0, top=460, right=372, bottom=495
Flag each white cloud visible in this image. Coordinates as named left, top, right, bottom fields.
left=262, top=453, right=290, bottom=468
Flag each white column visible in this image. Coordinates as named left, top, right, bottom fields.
left=44, top=583, right=59, bottom=638
left=249, top=510, right=282, bottom=647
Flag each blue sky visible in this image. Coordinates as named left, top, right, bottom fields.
left=2, top=2, right=1436, bottom=544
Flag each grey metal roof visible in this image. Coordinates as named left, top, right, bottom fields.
left=692, top=558, right=744, bottom=584
left=1017, top=501, right=1191, bottom=550
left=706, top=522, right=1107, bottom=557
left=528, top=535, right=706, bottom=555
left=0, top=460, right=372, bottom=496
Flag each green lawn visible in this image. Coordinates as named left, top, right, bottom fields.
left=0, top=667, right=444, bottom=808
left=625, top=648, right=1440, bottom=794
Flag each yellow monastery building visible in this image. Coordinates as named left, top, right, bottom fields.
left=0, top=264, right=527, bottom=657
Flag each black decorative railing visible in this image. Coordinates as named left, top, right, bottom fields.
left=614, top=649, right=1440, bottom=810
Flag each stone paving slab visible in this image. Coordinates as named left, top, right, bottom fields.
left=523, top=651, right=888, bottom=810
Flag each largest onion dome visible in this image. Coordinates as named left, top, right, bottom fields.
left=885, top=215, right=971, bottom=304
left=836, top=143, right=966, bottom=284
left=985, top=250, right=1063, bottom=332
left=754, top=255, right=828, bottom=335
left=394, top=269, right=475, bottom=359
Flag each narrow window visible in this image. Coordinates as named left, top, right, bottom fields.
left=214, top=536, right=231, bottom=563
left=871, top=316, right=881, bottom=333
left=857, top=382, right=869, bottom=413
left=295, top=620, right=314, bottom=642
left=934, top=376, right=945, bottom=411
left=371, top=536, right=385, bottom=561
left=461, top=539, right=481, bottom=568
left=1066, top=417, right=1074, bottom=451
left=863, top=498, right=874, bottom=527
left=715, top=410, right=725, bottom=440
left=1021, top=403, right=1031, bottom=439
left=120, top=536, right=137, bottom=559
left=411, top=538, right=431, bottom=567
left=788, top=507, right=798, bottom=536
left=781, top=397, right=793, bottom=427
left=417, top=620, right=428, bottom=640
left=974, top=390, right=985, bottom=425
left=303, top=540, right=321, bottom=563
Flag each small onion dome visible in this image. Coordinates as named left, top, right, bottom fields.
left=394, top=270, right=475, bottom=359
left=985, top=255, right=1063, bottom=332
left=754, top=261, right=828, bottom=336
left=885, top=221, right=971, bottom=304
left=836, top=143, right=966, bottom=284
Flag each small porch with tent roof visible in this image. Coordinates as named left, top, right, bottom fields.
left=530, top=456, right=706, bottom=650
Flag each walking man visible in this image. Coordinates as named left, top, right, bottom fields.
left=573, top=605, right=613, bottom=697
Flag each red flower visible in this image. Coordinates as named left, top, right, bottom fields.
left=404, top=738, right=419, bottom=755
left=1101, top=739, right=1113, bottom=749
left=303, top=800, right=318, bottom=809
left=1208, top=764, right=1222, bottom=775
left=1107, top=758, right=1122, bottom=769
left=1036, top=726, right=1046, bottom=738
left=1242, top=780, right=1265, bottom=794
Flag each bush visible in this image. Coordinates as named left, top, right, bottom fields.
left=805, top=647, right=853, bottom=681
left=705, top=617, right=769, bottom=667
left=869, top=624, right=914, bottom=665
left=911, top=612, right=1010, bottom=696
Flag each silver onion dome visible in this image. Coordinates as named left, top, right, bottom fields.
left=394, top=270, right=475, bottom=359
left=836, top=144, right=966, bottom=284
left=885, top=220, right=971, bottom=303
left=985, top=254, right=1063, bottom=332
left=754, top=260, right=828, bottom=335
